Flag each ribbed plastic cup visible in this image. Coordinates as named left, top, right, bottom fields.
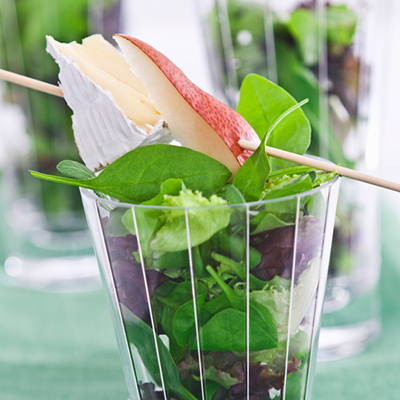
left=81, top=175, right=339, bottom=400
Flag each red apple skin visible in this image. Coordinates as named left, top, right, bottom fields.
left=116, top=34, right=259, bottom=167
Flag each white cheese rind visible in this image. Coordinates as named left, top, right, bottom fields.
left=46, top=36, right=159, bottom=171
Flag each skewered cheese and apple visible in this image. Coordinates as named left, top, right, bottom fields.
left=47, top=34, right=259, bottom=174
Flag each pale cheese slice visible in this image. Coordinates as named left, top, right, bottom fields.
left=46, top=35, right=163, bottom=171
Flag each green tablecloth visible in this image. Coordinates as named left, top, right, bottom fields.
left=0, top=196, right=398, bottom=400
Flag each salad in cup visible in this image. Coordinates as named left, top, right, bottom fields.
left=30, top=34, right=339, bottom=399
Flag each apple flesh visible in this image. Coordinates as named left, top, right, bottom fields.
left=114, top=35, right=260, bottom=175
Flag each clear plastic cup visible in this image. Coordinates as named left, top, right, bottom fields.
left=0, top=0, right=122, bottom=291
left=80, top=173, right=339, bottom=400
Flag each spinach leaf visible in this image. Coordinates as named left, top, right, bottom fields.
left=160, top=304, right=185, bottom=361
left=217, top=184, right=246, bottom=205
left=251, top=212, right=292, bottom=235
left=195, top=302, right=278, bottom=352
left=30, top=144, right=232, bottom=204
left=234, top=98, right=309, bottom=202
left=205, top=380, right=220, bottom=399
left=154, top=281, right=178, bottom=299
left=155, top=281, right=194, bottom=310
left=203, top=265, right=278, bottom=351
left=237, top=74, right=311, bottom=170
left=199, top=293, right=231, bottom=325
left=152, top=250, right=190, bottom=270
left=181, top=377, right=220, bottom=400
left=187, top=246, right=207, bottom=279
left=56, top=159, right=108, bottom=200
left=232, top=143, right=271, bottom=202
left=172, top=282, right=208, bottom=347
left=142, top=178, right=185, bottom=206
left=121, top=305, right=197, bottom=400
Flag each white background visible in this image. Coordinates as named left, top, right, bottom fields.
left=122, top=0, right=400, bottom=215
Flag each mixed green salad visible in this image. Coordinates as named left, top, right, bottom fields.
left=31, top=75, right=337, bottom=399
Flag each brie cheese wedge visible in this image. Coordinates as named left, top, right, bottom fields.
left=46, top=34, right=163, bottom=171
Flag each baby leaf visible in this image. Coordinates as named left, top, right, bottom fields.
left=263, top=174, right=314, bottom=201
left=121, top=305, right=197, bottom=400
left=212, top=253, right=266, bottom=290
left=268, top=166, right=313, bottom=180
left=56, top=160, right=95, bottom=179
left=199, top=293, right=231, bottom=325
left=57, top=159, right=107, bottom=199
left=206, top=265, right=244, bottom=311
left=30, top=144, right=232, bottom=204
left=232, top=144, right=271, bottom=202
left=251, top=213, right=292, bottom=235
left=256, top=174, right=314, bottom=220
left=198, top=308, right=247, bottom=351
left=150, top=190, right=232, bottom=253
left=156, top=281, right=194, bottom=310
left=237, top=74, right=311, bottom=170
left=142, top=178, right=185, bottom=206
left=152, top=250, right=190, bottom=270
left=234, top=99, right=309, bottom=202
left=172, top=282, right=208, bottom=347
left=160, top=304, right=185, bottom=361
left=217, top=184, right=245, bottom=205
left=195, top=302, right=278, bottom=352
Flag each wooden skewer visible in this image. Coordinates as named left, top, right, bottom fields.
left=239, top=139, right=400, bottom=193
left=0, top=68, right=63, bottom=97
left=0, top=68, right=399, bottom=193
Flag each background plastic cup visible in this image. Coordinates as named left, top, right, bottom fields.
left=80, top=173, right=339, bottom=400
left=198, top=0, right=386, bottom=360
left=0, top=0, right=121, bottom=291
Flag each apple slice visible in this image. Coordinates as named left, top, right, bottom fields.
left=114, top=35, right=260, bottom=174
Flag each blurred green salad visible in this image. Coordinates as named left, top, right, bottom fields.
left=0, top=0, right=120, bottom=223
left=207, top=0, right=360, bottom=168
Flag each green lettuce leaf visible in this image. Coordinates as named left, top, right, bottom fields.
left=150, top=190, right=232, bottom=252
left=250, top=258, right=320, bottom=336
